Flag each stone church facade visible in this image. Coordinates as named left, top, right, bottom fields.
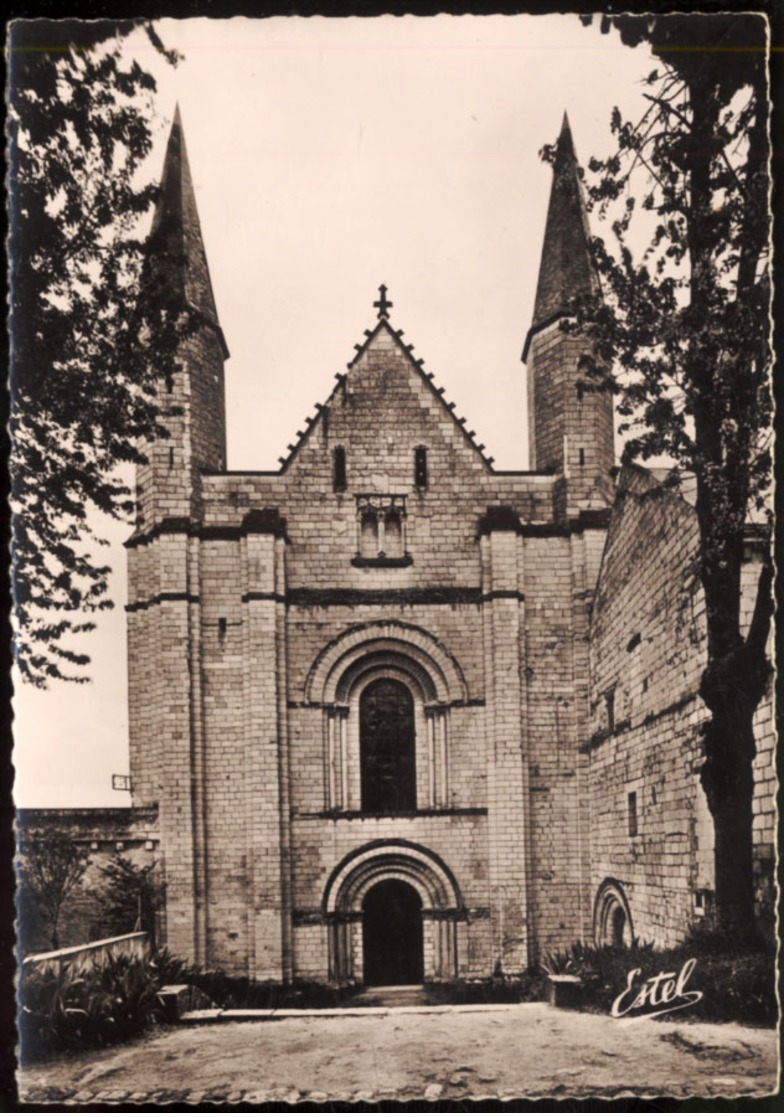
left=33, top=110, right=772, bottom=979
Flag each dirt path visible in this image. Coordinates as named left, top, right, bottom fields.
left=18, top=1005, right=778, bottom=1104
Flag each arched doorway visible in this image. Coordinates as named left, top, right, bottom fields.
left=360, top=678, right=416, bottom=812
left=363, top=878, right=424, bottom=985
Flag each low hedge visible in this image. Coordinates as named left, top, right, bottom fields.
left=153, top=949, right=357, bottom=1009
left=424, top=972, right=548, bottom=1005
left=543, top=936, right=777, bottom=1027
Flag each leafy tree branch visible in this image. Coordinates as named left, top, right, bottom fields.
left=9, top=19, right=186, bottom=685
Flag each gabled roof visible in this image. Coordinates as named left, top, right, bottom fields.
left=522, top=113, right=599, bottom=362
left=276, top=308, right=495, bottom=473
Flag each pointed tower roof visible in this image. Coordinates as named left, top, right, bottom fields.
left=151, top=106, right=229, bottom=357
left=523, top=113, right=598, bottom=361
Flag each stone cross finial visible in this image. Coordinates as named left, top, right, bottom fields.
left=373, top=284, right=393, bottom=319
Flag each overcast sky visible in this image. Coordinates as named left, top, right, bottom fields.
left=14, top=14, right=656, bottom=807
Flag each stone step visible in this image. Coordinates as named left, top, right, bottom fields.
left=343, top=984, right=433, bottom=1009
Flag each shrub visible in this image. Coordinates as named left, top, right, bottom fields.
left=19, top=953, right=162, bottom=1061
left=151, top=949, right=356, bottom=1010
left=540, top=939, right=776, bottom=1027
left=425, top=971, right=548, bottom=1005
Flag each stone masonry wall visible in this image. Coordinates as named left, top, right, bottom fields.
left=526, top=321, right=615, bottom=514
left=587, top=467, right=774, bottom=946
left=524, top=526, right=608, bottom=956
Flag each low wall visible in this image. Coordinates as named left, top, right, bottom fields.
left=24, top=932, right=151, bottom=973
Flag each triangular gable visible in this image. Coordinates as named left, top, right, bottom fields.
left=277, top=315, right=495, bottom=473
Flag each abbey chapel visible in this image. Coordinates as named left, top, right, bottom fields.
left=22, top=109, right=773, bottom=983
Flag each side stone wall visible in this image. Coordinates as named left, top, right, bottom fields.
left=587, top=467, right=774, bottom=946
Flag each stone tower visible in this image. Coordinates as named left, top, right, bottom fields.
left=522, top=113, right=614, bottom=518
left=126, top=109, right=231, bottom=963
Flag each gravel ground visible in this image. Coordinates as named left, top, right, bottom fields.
left=18, top=1003, right=778, bottom=1105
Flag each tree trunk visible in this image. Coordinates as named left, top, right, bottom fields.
left=699, top=716, right=757, bottom=946
left=698, top=562, right=772, bottom=946
left=685, top=69, right=771, bottom=947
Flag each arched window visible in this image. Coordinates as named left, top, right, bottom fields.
left=360, top=678, right=416, bottom=812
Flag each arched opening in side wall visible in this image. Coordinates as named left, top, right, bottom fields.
left=593, top=878, right=634, bottom=947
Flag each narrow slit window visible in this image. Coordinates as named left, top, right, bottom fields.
left=578, top=447, right=585, bottom=467
left=628, top=791, right=638, bottom=838
left=606, top=688, right=616, bottom=733
left=168, top=447, right=174, bottom=469
left=333, top=446, right=347, bottom=491
left=576, top=384, right=584, bottom=402
left=414, top=446, right=428, bottom=488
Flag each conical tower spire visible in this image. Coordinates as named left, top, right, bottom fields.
left=525, top=113, right=598, bottom=353
left=133, top=107, right=228, bottom=534
left=152, top=106, right=228, bottom=356
left=522, top=114, right=614, bottom=513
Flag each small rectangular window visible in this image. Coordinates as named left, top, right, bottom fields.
left=168, top=447, right=174, bottom=469
left=414, top=446, right=428, bottom=488
left=333, top=446, right=347, bottom=491
left=576, top=384, right=584, bottom=402
left=628, top=791, right=638, bottom=838
left=578, top=448, right=585, bottom=467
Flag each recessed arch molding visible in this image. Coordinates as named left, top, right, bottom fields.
left=323, top=838, right=464, bottom=916
left=593, top=877, right=634, bottom=947
left=305, top=621, right=468, bottom=706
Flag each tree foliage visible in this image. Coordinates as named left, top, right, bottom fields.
left=18, top=831, right=89, bottom=951
left=9, top=20, right=184, bottom=686
left=97, top=854, right=161, bottom=944
left=565, top=13, right=773, bottom=942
